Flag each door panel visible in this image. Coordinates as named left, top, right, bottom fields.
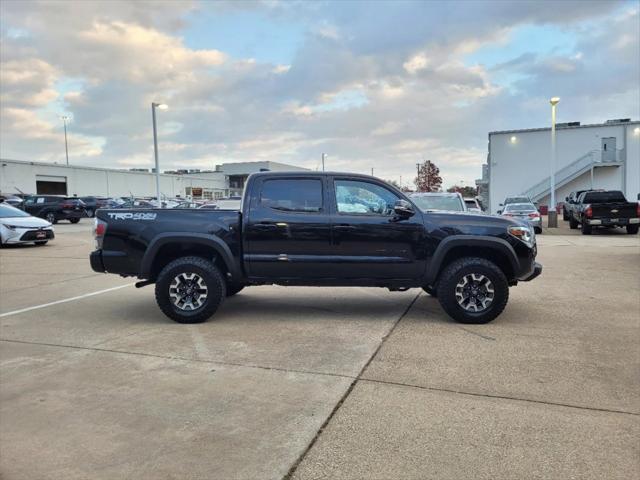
left=328, top=178, right=426, bottom=279
left=245, top=177, right=333, bottom=279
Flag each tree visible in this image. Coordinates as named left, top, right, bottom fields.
left=414, top=160, right=442, bottom=192
left=447, top=185, right=477, bottom=197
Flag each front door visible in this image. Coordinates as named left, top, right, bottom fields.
left=328, top=178, right=426, bottom=279
left=245, top=176, right=332, bottom=279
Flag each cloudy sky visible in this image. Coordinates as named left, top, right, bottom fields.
left=1, top=0, right=638, bottom=188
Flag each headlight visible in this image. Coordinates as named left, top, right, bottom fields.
left=508, top=225, right=535, bottom=247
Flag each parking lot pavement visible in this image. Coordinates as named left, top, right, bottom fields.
left=0, top=221, right=131, bottom=313
left=1, top=221, right=639, bottom=479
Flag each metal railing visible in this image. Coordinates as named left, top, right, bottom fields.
left=523, top=149, right=622, bottom=201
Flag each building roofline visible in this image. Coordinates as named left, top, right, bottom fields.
left=0, top=158, right=226, bottom=182
left=489, top=119, right=640, bottom=136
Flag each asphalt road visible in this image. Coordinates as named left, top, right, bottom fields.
left=1, top=220, right=638, bottom=479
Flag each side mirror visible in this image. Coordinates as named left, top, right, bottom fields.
left=394, top=199, right=414, bottom=218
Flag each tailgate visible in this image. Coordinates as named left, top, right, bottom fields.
left=591, top=202, right=637, bottom=219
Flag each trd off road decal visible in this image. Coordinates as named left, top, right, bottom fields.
left=107, top=212, right=157, bottom=220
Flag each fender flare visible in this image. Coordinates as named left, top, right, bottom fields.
left=424, top=235, right=519, bottom=285
left=140, top=232, right=241, bottom=280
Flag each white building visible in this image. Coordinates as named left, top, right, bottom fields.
left=480, top=119, right=640, bottom=213
left=0, top=159, right=307, bottom=200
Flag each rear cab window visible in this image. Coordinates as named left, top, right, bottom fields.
left=582, top=191, right=626, bottom=203
left=259, top=178, right=323, bottom=213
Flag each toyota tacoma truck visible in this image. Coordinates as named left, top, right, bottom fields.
left=568, top=190, right=639, bottom=235
left=90, top=172, right=542, bottom=324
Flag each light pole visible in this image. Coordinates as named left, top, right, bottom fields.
left=548, top=97, right=560, bottom=227
left=151, top=102, right=168, bottom=208
left=321, top=153, right=326, bottom=171
left=60, top=115, right=70, bottom=166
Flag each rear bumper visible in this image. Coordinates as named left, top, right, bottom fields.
left=90, top=250, right=105, bottom=272
left=587, top=217, right=639, bottom=226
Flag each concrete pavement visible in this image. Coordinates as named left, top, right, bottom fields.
left=1, top=220, right=638, bottom=479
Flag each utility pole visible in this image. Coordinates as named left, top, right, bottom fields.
left=548, top=97, right=560, bottom=227
left=60, top=115, right=70, bottom=166
left=321, top=153, right=326, bottom=171
left=371, top=167, right=374, bottom=176
left=151, top=102, right=168, bottom=208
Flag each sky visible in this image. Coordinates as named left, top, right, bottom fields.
left=1, top=0, right=639, bottom=189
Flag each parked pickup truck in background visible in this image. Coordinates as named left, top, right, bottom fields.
left=568, top=190, right=639, bottom=235
left=563, top=189, right=591, bottom=221
left=90, top=172, right=542, bottom=325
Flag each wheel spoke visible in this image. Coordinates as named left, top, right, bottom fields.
left=455, top=273, right=494, bottom=312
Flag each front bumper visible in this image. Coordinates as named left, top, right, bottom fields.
left=520, top=261, right=542, bottom=282
left=2, top=226, right=54, bottom=244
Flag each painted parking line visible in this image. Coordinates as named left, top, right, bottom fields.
left=0, top=283, right=135, bottom=318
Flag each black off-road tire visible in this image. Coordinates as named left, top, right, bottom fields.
left=45, top=213, right=57, bottom=224
left=569, top=216, right=578, bottom=229
left=627, top=224, right=639, bottom=234
left=35, top=241, right=48, bottom=246
left=562, top=209, right=569, bottom=221
left=69, top=218, right=80, bottom=224
left=436, top=257, right=509, bottom=324
left=422, top=285, right=437, bottom=297
left=155, top=256, right=226, bottom=323
left=226, top=284, right=245, bottom=297
left=581, top=222, right=592, bottom=235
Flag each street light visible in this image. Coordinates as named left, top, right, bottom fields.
left=548, top=97, right=560, bottom=227
left=60, top=115, right=70, bottom=166
left=151, top=102, right=168, bottom=208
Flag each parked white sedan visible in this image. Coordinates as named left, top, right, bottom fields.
left=0, top=203, right=54, bottom=246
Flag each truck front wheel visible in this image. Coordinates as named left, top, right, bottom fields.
left=436, top=257, right=509, bottom=324
left=155, top=256, right=226, bottom=323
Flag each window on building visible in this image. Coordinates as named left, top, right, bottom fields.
left=260, top=179, right=322, bottom=212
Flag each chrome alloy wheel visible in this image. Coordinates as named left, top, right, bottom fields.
left=455, top=273, right=494, bottom=312
left=169, top=272, right=208, bottom=311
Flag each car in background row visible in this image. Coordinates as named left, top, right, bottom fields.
left=501, top=202, right=542, bottom=234
left=0, top=203, right=54, bottom=247
left=22, top=195, right=86, bottom=224
left=464, top=197, right=483, bottom=213
left=409, top=192, right=466, bottom=212
left=497, top=196, right=533, bottom=214
left=78, top=197, right=121, bottom=217
left=563, top=189, right=592, bottom=221
left=568, top=190, right=639, bottom=235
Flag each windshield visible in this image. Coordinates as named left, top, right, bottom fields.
left=411, top=195, right=464, bottom=212
left=504, top=203, right=536, bottom=213
left=0, top=203, right=30, bottom=218
left=582, top=191, right=626, bottom=203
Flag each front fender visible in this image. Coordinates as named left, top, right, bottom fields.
left=140, top=232, right=241, bottom=280
left=424, top=235, right=520, bottom=285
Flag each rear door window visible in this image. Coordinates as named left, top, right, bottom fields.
left=260, top=179, right=323, bottom=212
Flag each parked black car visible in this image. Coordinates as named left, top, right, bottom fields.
left=91, top=172, right=542, bottom=325
left=563, top=190, right=592, bottom=221
left=568, top=190, right=639, bottom=234
left=22, top=195, right=86, bottom=224
left=79, top=197, right=118, bottom=217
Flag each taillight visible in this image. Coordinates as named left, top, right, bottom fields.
left=585, top=205, right=593, bottom=218
left=93, top=218, right=107, bottom=249
left=637, top=203, right=640, bottom=218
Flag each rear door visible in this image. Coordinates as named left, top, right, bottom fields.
left=327, top=177, right=426, bottom=279
left=245, top=176, right=332, bottom=279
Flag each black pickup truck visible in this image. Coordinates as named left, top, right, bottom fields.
left=567, top=190, right=639, bottom=235
left=90, top=172, right=541, bottom=324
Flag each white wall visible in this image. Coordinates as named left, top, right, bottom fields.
left=488, top=122, right=636, bottom=213
left=0, top=160, right=227, bottom=198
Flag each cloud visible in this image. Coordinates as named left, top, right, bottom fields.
left=0, top=0, right=636, bottom=189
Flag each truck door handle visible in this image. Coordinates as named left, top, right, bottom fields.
left=253, top=223, right=277, bottom=230
left=334, top=224, right=356, bottom=231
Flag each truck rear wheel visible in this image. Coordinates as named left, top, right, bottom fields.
left=581, top=222, right=592, bottom=235
left=436, top=257, right=509, bottom=324
left=155, top=256, right=226, bottom=323
left=569, top=216, right=578, bottom=229
left=627, top=224, right=639, bottom=234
